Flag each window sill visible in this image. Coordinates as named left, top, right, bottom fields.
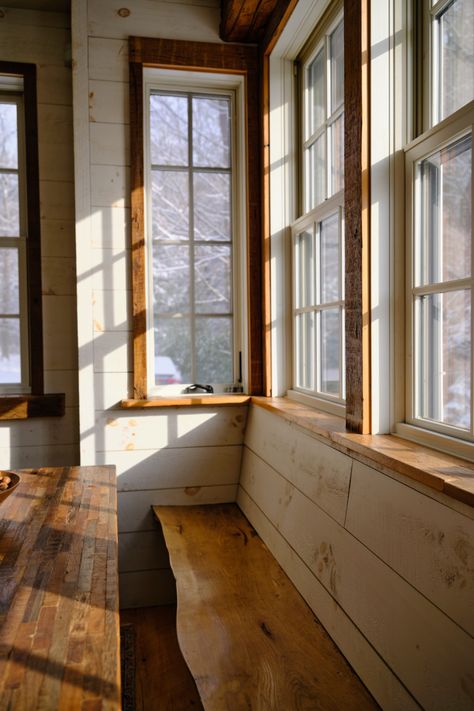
left=0, top=393, right=65, bottom=420
left=120, top=395, right=251, bottom=409
left=251, top=397, right=474, bottom=509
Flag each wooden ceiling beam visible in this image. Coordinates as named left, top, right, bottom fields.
left=220, top=0, right=281, bottom=43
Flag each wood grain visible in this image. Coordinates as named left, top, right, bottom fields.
left=0, top=393, right=65, bottom=420
left=153, top=503, right=379, bottom=711
left=120, top=606, right=203, bottom=710
left=220, top=0, right=281, bottom=43
left=0, top=466, right=121, bottom=710
left=129, top=37, right=263, bottom=396
left=344, top=0, right=371, bottom=434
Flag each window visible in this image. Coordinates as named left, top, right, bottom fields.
left=403, top=0, right=474, bottom=446
left=144, top=79, right=242, bottom=395
left=0, top=78, right=28, bottom=391
left=128, top=38, right=262, bottom=401
left=289, top=11, right=345, bottom=413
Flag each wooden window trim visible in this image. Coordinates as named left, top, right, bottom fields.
left=0, top=61, right=44, bottom=395
left=129, top=37, right=263, bottom=400
left=260, top=2, right=370, bottom=432
left=0, top=62, right=62, bottom=419
left=343, top=0, right=371, bottom=434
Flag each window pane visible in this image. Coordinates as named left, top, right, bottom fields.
left=307, top=49, right=325, bottom=136
left=415, top=290, right=471, bottom=429
left=306, top=135, right=325, bottom=210
left=150, top=94, right=188, bottom=167
left=153, top=243, right=190, bottom=313
left=152, top=170, right=189, bottom=240
left=330, top=112, right=344, bottom=196
left=296, top=311, right=314, bottom=390
left=437, top=0, right=474, bottom=121
left=0, top=173, right=19, bottom=236
left=320, top=213, right=340, bottom=304
left=192, top=97, right=230, bottom=169
left=296, top=230, right=314, bottom=308
left=330, top=20, right=344, bottom=113
left=0, top=248, right=19, bottom=314
left=193, top=172, right=231, bottom=241
left=0, top=317, right=20, bottom=383
left=320, top=308, right=341, bottom=395
left=195, top=244, right=231, bottom=314
left=196, top=316, right=233, bottom=383
left=155, top=317, right=191, bottom=383
left=415, top=134, right=471, bottom=286
left=0, top=103, right=18, bottom=169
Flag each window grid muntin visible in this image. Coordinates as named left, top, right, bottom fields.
left=0, top=90, right=29, bottom=392
left=302, top=15, right=344, bottom=214
left=408, top=120, right=474, bottom=440
left=148, top=87, right=236, bottom=389
left=292, top=202, right=345, bottom=404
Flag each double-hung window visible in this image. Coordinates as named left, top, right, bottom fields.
left=0, top=76, right=29, bottom=392
left=290, top=10, right=345, bottom=413
left=404, top=0, right=474, bottom=447
left=143, top=70, right=246, bottom=396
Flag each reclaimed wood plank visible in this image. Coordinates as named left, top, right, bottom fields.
left=153, top=503, right=379, bottom=711
left=0, top=466, right=120, bottom=711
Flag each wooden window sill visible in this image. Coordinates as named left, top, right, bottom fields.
left=120, top=395, right=251, bottom=409
left=0, top=393, right=65, bottom=420
left=251, top=397, right=474, bottom=509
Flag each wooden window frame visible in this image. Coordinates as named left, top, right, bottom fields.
left=260, top=0, right=370, bottom=433
left=0, top=61, right=64, bottom=420
left=129, top=37, right=263, bottom=400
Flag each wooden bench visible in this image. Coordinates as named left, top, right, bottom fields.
left=153, top=503, right=379, bottom=710
left=0, top=466, right=121, bottom=710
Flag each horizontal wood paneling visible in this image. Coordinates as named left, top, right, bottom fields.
left=90, top=122, right=130, bottom=167
left=90, top=165, right=130, bottom=208
left=117, top=484, right=238, bottom=532
left=98, top=445, right=241, bottom=491
left=346, top=461, right=474, bottom=636
left=244, top=405, right=352, bottom=524
left=90, top=247, right=130, bottom=291
left=41, top=256, right=76, bottom=295
left=95, top=406, right=247, bottom=451
left=89, top=80, right=129, bottom=124
left=93, top=371, right=133, bottom=410
left=237, top=487, right=421, bottom=711
left=93, top=331, right=131, bottom=374
left=42, top=294, right=78, bottom=370
left=118, top=530, right=170, bottom=572
left=41, top=219, right=76, bottom=257
left=0, top=407, right=77, bottom=447
left=240, top=447, right=474, bottom=711
left=40, top=179, right=75, bottom=220
left=88, top=0, right=220, bottom=42
left=88, top=37, right=129, bottom=82
left=89, top=206, right=130, bottom=250
left=0, top=443, right=79, bottom=469
left=93, top=289, right=131, bottom=333
left=119, top=569, right=177, bottom=608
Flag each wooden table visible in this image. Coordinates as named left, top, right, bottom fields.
left=154, top=503, right=379, bottom=710
left=0, top=466, right=121, bottom=710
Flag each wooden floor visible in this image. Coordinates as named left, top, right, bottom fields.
left=120, top=605, right=203, bottom=711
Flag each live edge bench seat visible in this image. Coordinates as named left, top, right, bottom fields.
left=153, top=503, right=379, bottom=711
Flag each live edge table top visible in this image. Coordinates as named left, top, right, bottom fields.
left=0, top=466, right=121, bottom=711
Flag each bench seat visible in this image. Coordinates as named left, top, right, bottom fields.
left=153, top=502, right=379, bottom=710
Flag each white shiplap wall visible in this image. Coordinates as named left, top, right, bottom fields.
left=239, top=405, right=474, bottom=711
left=72, top=0, right=246, bottom=608
left=0, top=8, right=79, bottom=468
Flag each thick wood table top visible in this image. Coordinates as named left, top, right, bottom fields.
left=153, top=503, right=379, bottom=711
left=0, top=466, right=120, bottom=710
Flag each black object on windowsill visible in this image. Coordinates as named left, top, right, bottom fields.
left=183, top=384, right=214, bottom=394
